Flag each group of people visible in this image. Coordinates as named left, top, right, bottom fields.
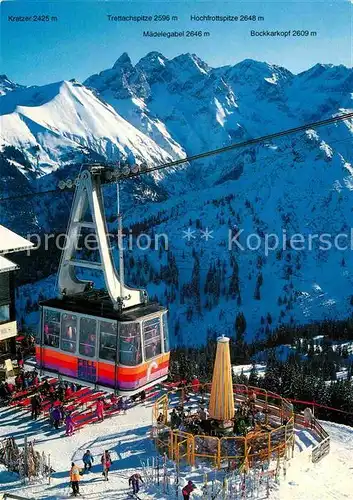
left=70, top=456, right=194, bottom=498
left=165, top=402, right=212, bottom=436
left=48, top=392, right=129, bottom=435
left=15, top=369, right=40, bottom=391
left=6, top=372, right=132, bottom=435
left=45, top=380, right=80, bottom=403
left=232, top=392, right=269, bottom=435
left=69, top=450, right=118, bottom=496
left=0, top=370, right=40, bottom=402
left=70, top=450, right=112, bottom=495
left=161, top=386, right=271, bottom=438
left=31, top=380, right=81, bottom=431
left=94, top=394, right=129, bottom=422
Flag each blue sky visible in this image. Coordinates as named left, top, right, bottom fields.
left=1, top=1, right=352, bottom=86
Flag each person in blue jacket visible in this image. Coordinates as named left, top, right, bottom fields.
left=82, top=450, right=94, bottom=471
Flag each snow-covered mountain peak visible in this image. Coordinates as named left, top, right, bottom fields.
left=0, top=74, right=25, bottom=96
left=169, top=52, right=210, bottom=76
left=135, top=51, right=168, bottom=76
left=225, top=58, right=293, bottom=86
left=0, top=79, right=178, bottom=178
left=85, top=55, right=150, bottom=99
left=297, top=63, right=353, bottom=88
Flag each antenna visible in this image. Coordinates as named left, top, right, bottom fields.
left=117, top=182, right=125, bottom=306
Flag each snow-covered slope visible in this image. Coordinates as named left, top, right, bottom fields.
left=0, top=79, right=181, bottom=178
left=0, top=397, right=351, bottom=500
left=273, top=421, right=353, bottom=500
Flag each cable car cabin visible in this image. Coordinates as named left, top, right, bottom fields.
left=36, top=292, right=170, bottom=395
left=36, top=165, right=170, bottom=395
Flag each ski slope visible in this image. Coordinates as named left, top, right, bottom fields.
left=0, top=399, right=352, bottom=499
left=274, top=422, right=353, bottom=500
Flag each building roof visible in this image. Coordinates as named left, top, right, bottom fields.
left=0, top=255, right=19, bottom=274
left=0, top=225, right=34, bottom=254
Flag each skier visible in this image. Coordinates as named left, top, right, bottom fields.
left=51, top=405, right=62, bottom=429
left=96, top=398, right=104, bottom=421
left=22, top=373, right=29, bottom=390
left=101, top=450, right=112, bottom=481
left=129, top=472, right=144, bottom=495
left=182, top=479, right=196, bottom=499
left=69, top=462, right=82, bottom=497
left=57, top=384, right=65, bottom=402
left=65, top=412, right=75, bottom=436
left=30, top=394, right=41, bottom=420
left=82, top=450, right=94, bottom=471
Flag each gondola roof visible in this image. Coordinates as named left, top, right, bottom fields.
left=40, top=291, right=166, bottom=322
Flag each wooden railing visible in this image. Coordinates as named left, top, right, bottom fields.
left=311, top=419, right=330, bottom=463
left=294, top=412, right=330, bottom=463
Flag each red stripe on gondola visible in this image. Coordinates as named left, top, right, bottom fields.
left=37, top=346, right=170, bottom=384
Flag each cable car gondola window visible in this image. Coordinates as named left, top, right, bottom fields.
left=43, top=309, right=60, bottom=348
left=61, top=314, right=78, bottom=353
left=143, top=317, right=162, bottom=360
left=79, top=317, right=96, bottom=358
left=119, top=323, right=141, bottom=366
left=99, top=321, right=117, bottom=362
left=162, top=313, right=169, bottom=352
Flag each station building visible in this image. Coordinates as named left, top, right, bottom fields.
left=0, top=225, right=33, bottom=360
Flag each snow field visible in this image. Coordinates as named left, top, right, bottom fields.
left=0, top=398, right=352, bottom=499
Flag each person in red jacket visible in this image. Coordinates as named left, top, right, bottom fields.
left=182, top=480, right=196, bottom=500
left=96, top=399, right=104, bottom=421
left=191, top=376, right=200, bottom=394
left=101, top=450, right=112, bottom=481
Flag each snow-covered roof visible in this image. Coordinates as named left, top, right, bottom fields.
left=0, top=225, right=34, bottom=254
left=0, top=255, right=18, bottom=274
